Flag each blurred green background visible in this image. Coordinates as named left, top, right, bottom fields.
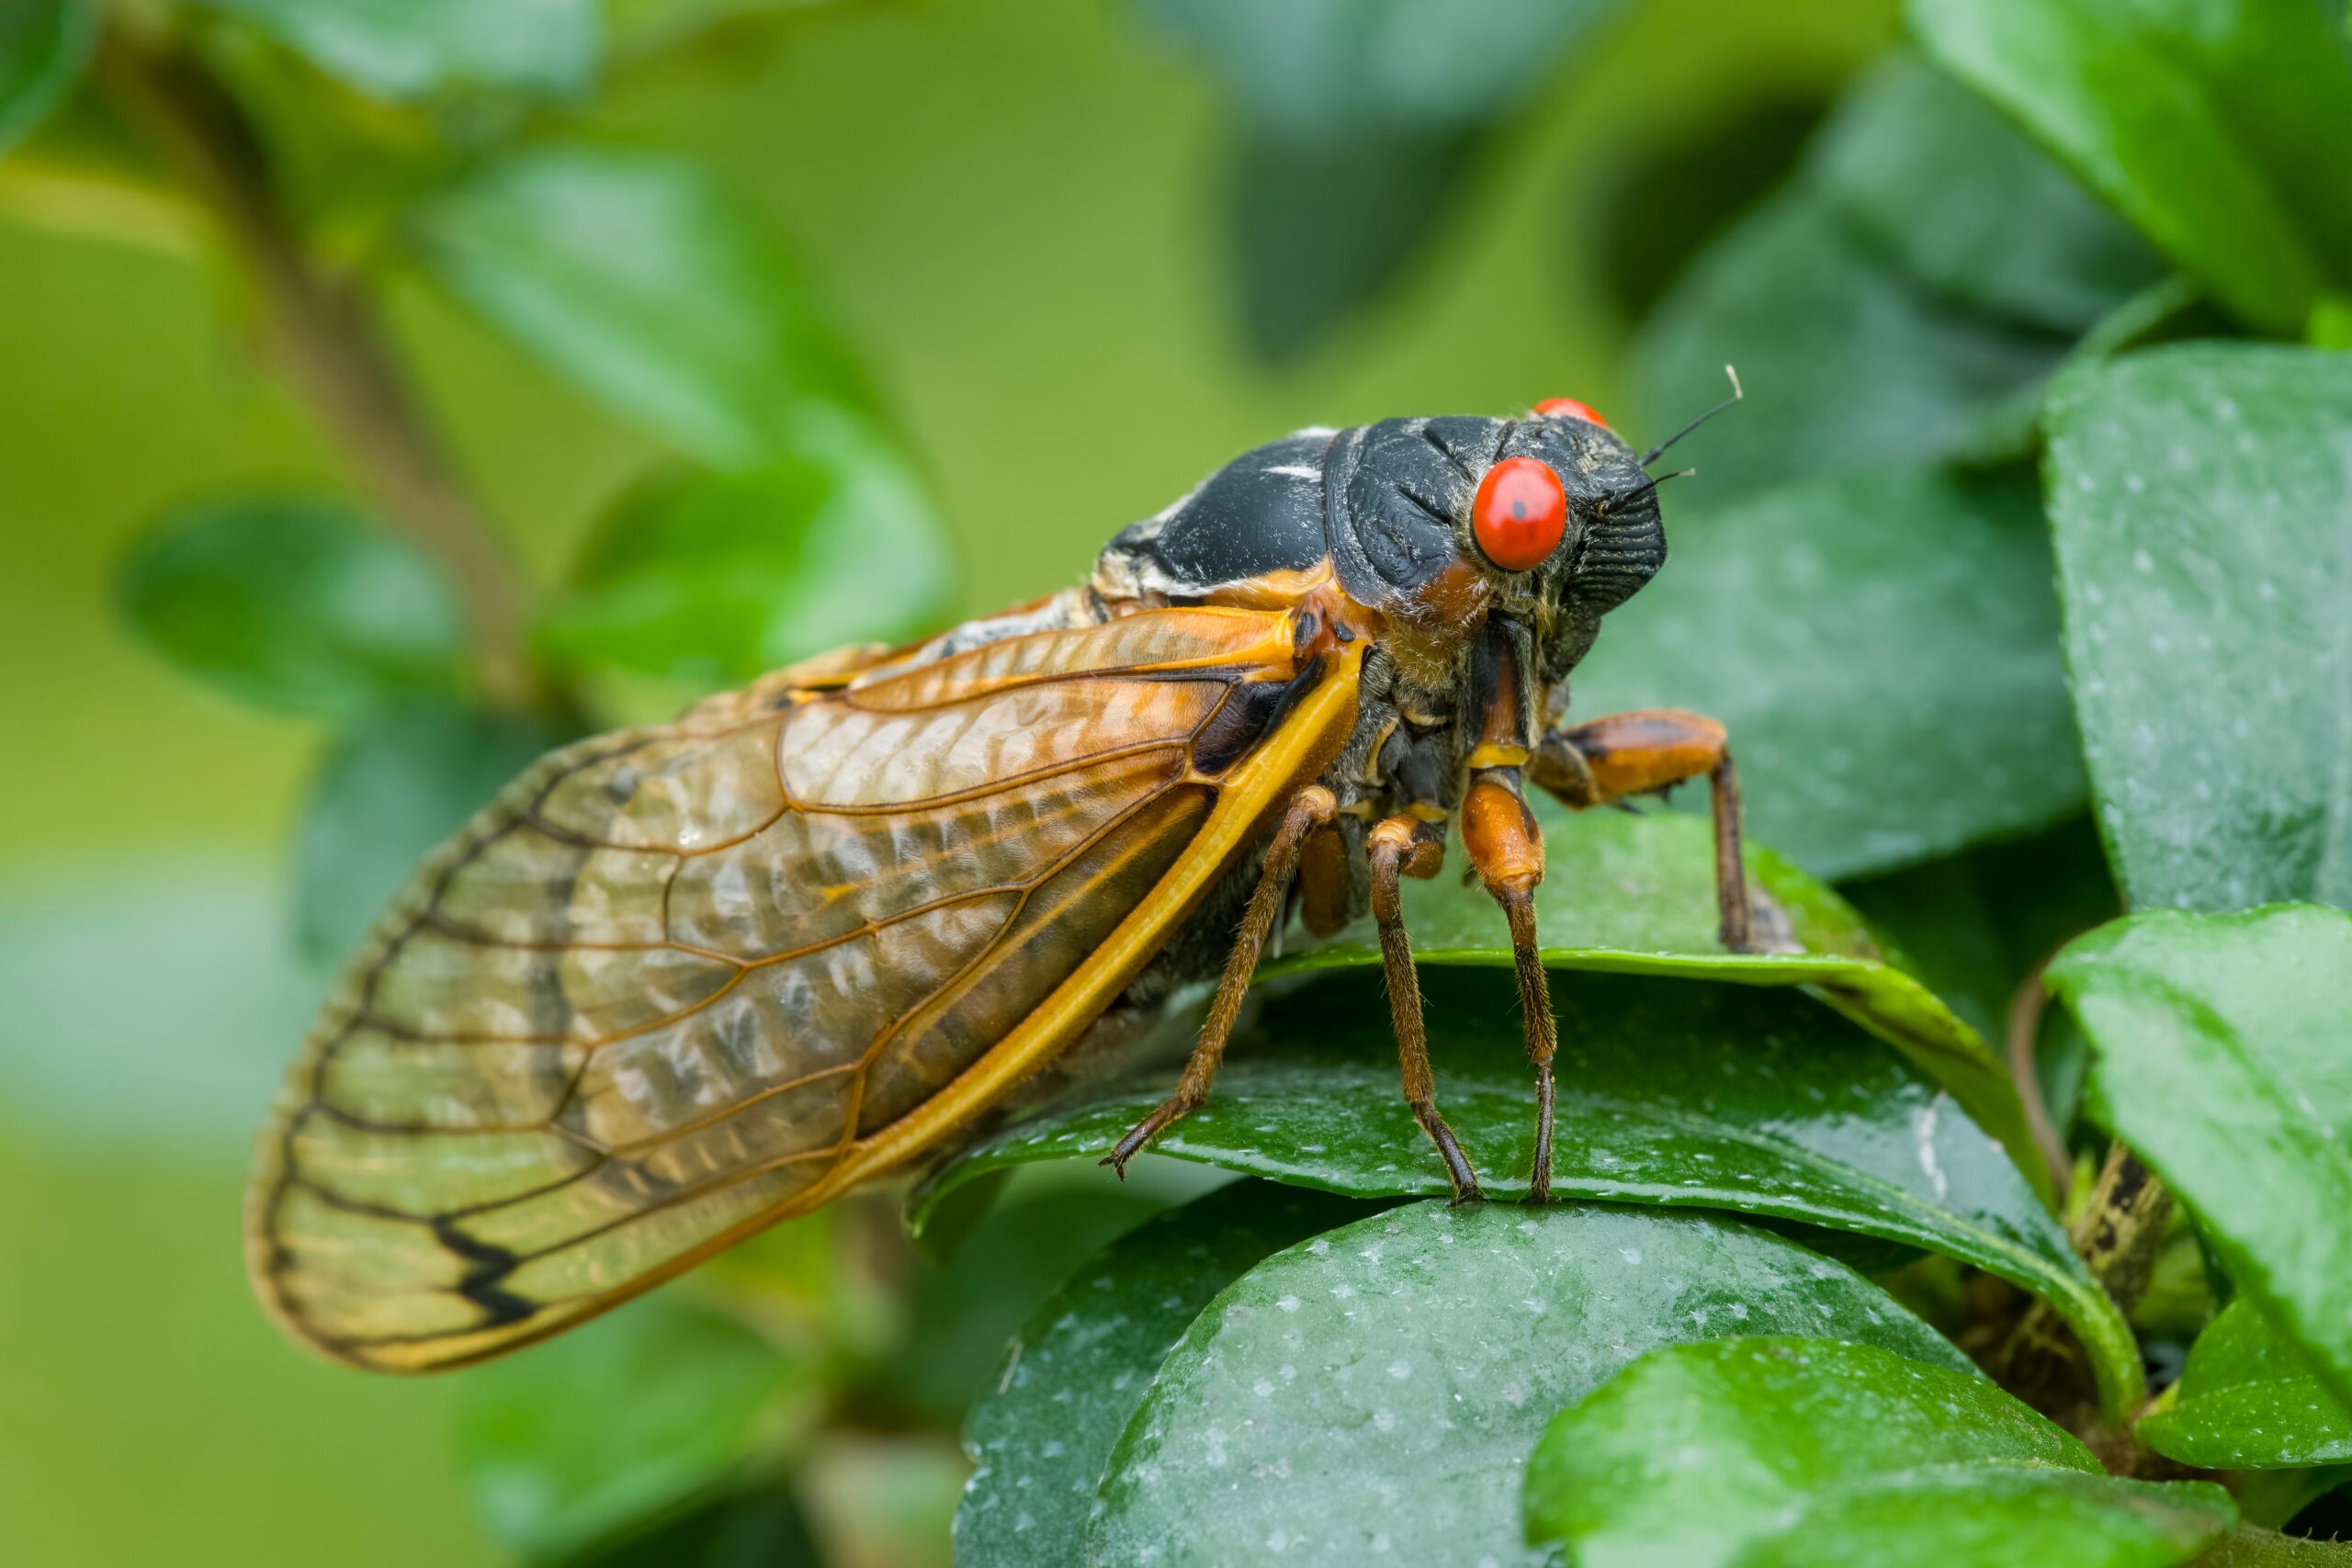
left=0, top=2, right=1905, bottom=1562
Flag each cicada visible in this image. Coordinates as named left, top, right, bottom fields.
left=248, top=393, right=1757, bottom=1371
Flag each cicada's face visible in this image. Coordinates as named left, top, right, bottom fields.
left=1093, top=402, right=1666, bottom=682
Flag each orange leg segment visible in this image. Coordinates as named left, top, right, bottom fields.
left=1530, top=707, right=1754, bottom=953
left=1460, top=771, right=1561, bottom=1202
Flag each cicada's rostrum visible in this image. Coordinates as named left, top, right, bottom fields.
left=248, top=394, right=1756, bottom=1371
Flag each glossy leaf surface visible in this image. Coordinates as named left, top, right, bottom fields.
left=197, top=0, right=599, bottom=102
left=451, top=1292, right=812, bottom=1562
left=923, top=964, right=2134, bottom=1416
left=1523, top=1336, right=2233, bottom=1568
left=2141, top=1301, right=2352, bottom=1471
left=1908, top=0, right=2352, bottom=336
left=0, top=0, right=93, bottom=157
left=957, top=1182, right=1375, bottom=1568
left=1085, top=1203, right=1973, bottom=1568
left=115, top=498, right=468, bottom=720
left=2043, top=344, right=2352, bottom=913
left=2051, top=906, right=2352, bottom=1405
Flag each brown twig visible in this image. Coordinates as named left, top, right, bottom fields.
left=2006, top=953, right=2077, bottom=1197
left=94, top=26, right=536, bottom=711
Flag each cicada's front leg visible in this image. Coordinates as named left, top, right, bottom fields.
left=1528, top=705, right=1754, bottom=953
left=1101, top=784, right=1338, bottom=1178
left=1366, top=810, right=1483, bottom=1203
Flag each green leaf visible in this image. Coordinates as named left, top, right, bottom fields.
left=1907, top=0, right=2352, bottom=337
left=0, top=0, right=94, bottom=159
left=568, top=1483, right=822, bottom=1568
left=2043, top=344, right=2352, bottom=913
left=412, top=146, right=876, bottom=468
left=924, top=963, right=2137, bottom=1417
left=535, top=405, right=955, bottom=685
left=2193, top=1526, right=2352, bottom=1566
left=1576, top=462, right=2085, bottom=883
left=2141, top=1301, right=2352, bottom=1471
left=957, top=1182, right=1375, bottom=1568
left=196, top=0, right=600, bottom=103
left=450, top=1292, right=812, bottom=1563
left=1278, top=800, right=2049, bottom=1205
left=1813, top=55, right=2165, bottom=336
left=292, top=702, right=571, bottom=972
left=1522, top=1336, right=2235, bottom=1568
left=1084, top=1203, right=1974, bottom=1568
left=2050, top=906, right=2352, bottom=1407
left=115, top=498, right=469, bottom=720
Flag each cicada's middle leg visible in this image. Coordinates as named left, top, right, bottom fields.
left=1100, top=784, right=1338, bottom=1179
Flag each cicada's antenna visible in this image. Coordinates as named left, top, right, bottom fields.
left=1637, top=364, right=1743, bottom=468
left=1599, top=468, right=1694, bottom=515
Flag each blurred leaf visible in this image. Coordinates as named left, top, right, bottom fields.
left=1222, top=124, right=1468, bottom=362
left=293, top=701, right=570, bottom=971
left=1146, top=0, right=1626, bottom=359
left=1577, top=464, right=2084, bottom=880
left=1522, top=1337, right=2234, bottom=1568
left=115, top=497, right=469, bottom=720
left=957, top=1182, right=1374, bottom=1568
left=923, top=966, right=2134, bottom=1417
left=573, top=1486, right=820, bottom=1568
left=1592, top=92, right=1826, bottom=322
left=1085, top=1202, right=1973, bottom=1568
left=2051, top=907, right=2352, bottom=1407
left=1908, top=0, right=2352, bottom=338
left=451, top=1292, right=814, bottom=1563
left=196, top=0, right=601, bottom=103
left=2141, top=1301, right=2352, bottom=1471
left=536, top=405, right=955, bottom=685
left=412, top=145, right=876, bottom=468
left=0, top=0, right=95, bottom=159
left=2043, top=344, right=2352, bottom=913
left=1259, top=803, right=2044, bottom=1190
left=1812, top=55, right=2165, bottom=334
left=606, top=0, right=832, bottom=63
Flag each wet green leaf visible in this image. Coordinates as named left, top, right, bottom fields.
left=1085, top=1203, right=1973, bottom=1568
left=1523, top=1336, right=2234, bottom=1568
left=2141, top=1302, right=2352, bottom=1471
left=2043, top=344, right=2352, bottom=914
left=923, top=963, right=2135, bottom=1416
left=536, top=406, right=954, bottom=685
left=957, top=1182, right=1375, bottom=1568
left=115, top=498, right=468, bottom=720
left=450, top=1292, right=814, bottom=1563
left=0, top=0, right=94, bottom=158
left=292, top=702, right=571, bottom=972
left=197, top=0, right=600, bottom=103
left=2051, top=906, right=2352, bottom=1407
left=1264, top=800, right=2042, bottom=1181
left=412, top=146, right=876, bottom=468
left=1908, top=0, right=2352, bottom=338
left=1812, top=56, right=2165, bottom=336
left=2193, top=1526, right=2352, bottom=1566
left=1577, top=461, right=2085, bottom=885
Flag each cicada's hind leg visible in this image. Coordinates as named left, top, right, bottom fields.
left=1101, top=785, right=1338, bottom=1178
left=1368, top=814, right=1483, bottom=1203
left=1529, top=707, right=1755, bottom=953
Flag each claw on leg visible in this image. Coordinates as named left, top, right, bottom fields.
left=1370, top=814, right=1483, bottom=1204
left=1101, top=785, right=1336, bottom=1178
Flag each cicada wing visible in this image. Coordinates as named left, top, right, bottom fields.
left=247, top=607, right=1356, bottom=1371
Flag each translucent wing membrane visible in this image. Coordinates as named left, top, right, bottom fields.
left=248, top=607, right=1347, bottom=1370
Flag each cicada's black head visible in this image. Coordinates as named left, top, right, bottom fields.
left=1093, top=404, right=1669, bottom=679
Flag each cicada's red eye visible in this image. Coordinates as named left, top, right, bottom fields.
left=1471, top=457, right=1568, bottom=572
left=1534, top=396, right=1608, bottom=428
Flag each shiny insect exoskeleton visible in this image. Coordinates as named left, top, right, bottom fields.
left=248, top=395, right=1752, bottom=1371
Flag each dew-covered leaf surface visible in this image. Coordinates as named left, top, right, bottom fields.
left=1522, top=1336, right=2234, bottom=1568
left=2043, top=344, right=2352, bottom=914
left=1082, top=1203, right=1971, bottom=1568
left=922, top=967, right=2134, bottom=1416
left=2141, top=1301, right=2352, bottom=1471
left=1574, top=466, right=2083, bottom=887
left=956, top=1182, right=1376, bottom=1568
left=2051, top=906, right=2352, bottom=1406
